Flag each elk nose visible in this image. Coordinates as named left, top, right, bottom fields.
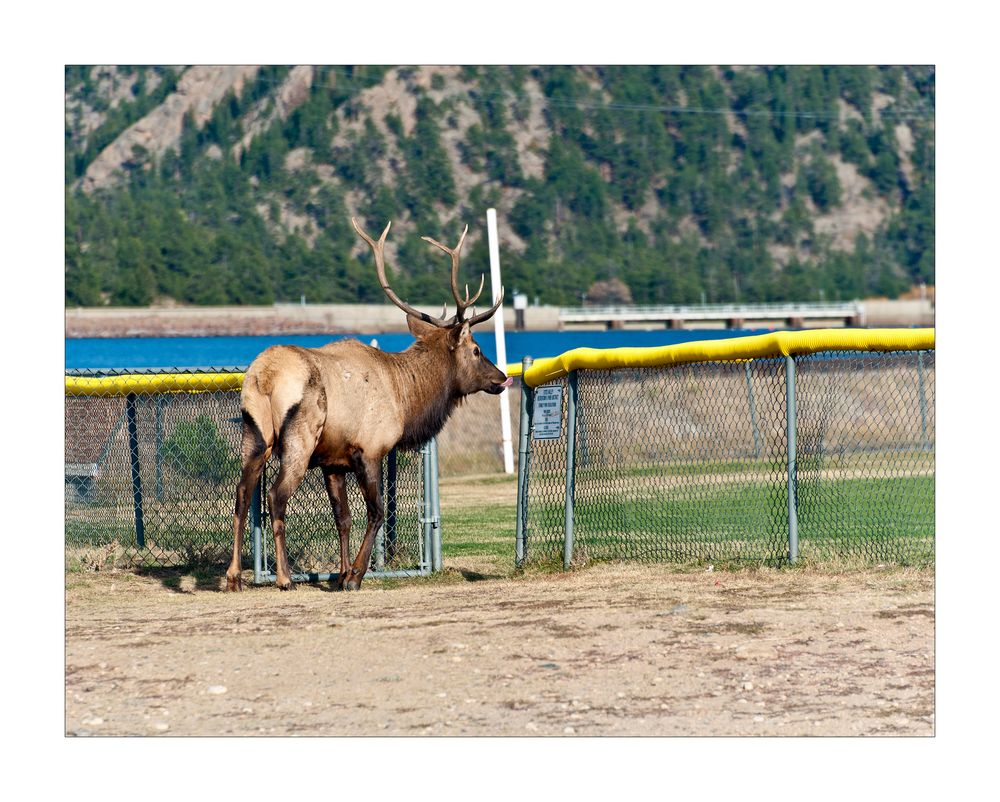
left=500, top=376, right=513, bottom=388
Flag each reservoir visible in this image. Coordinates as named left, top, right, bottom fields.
left=65, top=328, right=774, bottom=371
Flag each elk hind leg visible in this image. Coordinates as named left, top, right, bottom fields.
left=344, top=453, right=384, bottom=591
left=227, top=412, right=269, bottom=591
left=322, top=467, right=352, bottom=590
left=267, top=451, right=312, bottom=591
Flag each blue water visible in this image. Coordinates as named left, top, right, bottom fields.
left=65, top=328, right=774, bottom=371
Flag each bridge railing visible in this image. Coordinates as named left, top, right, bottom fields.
left=513, top=329, right=935, bottom=569
left=559, top=301, right=863, bottom=324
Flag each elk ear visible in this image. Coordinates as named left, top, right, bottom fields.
left=447, top=320, right=472, bottom=350
left=407, top=314, right=439, bottom=340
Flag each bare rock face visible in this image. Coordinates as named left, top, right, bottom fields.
left=79, top=66, right=261, bottom=193
left=233, top=66, right=314, bottom=160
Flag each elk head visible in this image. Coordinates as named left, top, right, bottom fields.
left=352, top=218, right=513, bottom=396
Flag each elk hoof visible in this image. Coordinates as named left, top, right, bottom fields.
left=345, top=579, right=361, bottom=591
left=277, top=579, right=296, bottom=591
left=226, top=573, right=243, bottom=592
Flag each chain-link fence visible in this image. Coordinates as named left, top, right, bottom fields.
left=65, top=368, right=437, bottom=580
left=435, top=382, right=522, bottom=477
left=516, top=349, right=934, bottom=568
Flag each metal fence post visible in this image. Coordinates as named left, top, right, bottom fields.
left=563, top=370, right=579, bottom=570
left=374, top=528, right=386, bottom=571
left=745, top=362, right=762, bottom=460
left=421, top=441, right=433, bottom=573
left=917, top=350, right=930, bottom=451
left=125, top=393, right=145, bottom=549
left=251, top=475, right=264, bottom=583
left=515, top=357, right=534, bottom=566
left=785, top=355, right=799, bottom=564
left=430, top=437, right=442, bottom=572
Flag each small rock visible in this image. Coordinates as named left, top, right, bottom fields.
left=207, top=685, right=227, bottom=695
left=525, top=722, right=539, bottom=732
left=753, top=715, right=765, bottom=723
left=151, top=721, right=169, bottom=732
left=563, top=726, right=575, bottom=734
left=742, top=681, right=754, bottom=691
left=82, top=716, right=104, bottom=726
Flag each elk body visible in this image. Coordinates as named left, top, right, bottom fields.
left=226, top=219, right=511, bottom=592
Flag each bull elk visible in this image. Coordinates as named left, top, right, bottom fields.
left=226, top=218, right=512, bottom=592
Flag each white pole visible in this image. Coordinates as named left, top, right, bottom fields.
left=487, top=208, right=515, bottom=474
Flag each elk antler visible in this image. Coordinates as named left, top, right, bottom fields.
left=351, top=218, right=451, bottom=328
left=465, top=284, right=505, bottom=328
left=422, top=226, right=504, bottom=327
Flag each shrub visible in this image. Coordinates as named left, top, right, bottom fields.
left=163, top=415, right=239, bottom=484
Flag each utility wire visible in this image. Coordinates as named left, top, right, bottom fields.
left=202, top=65, right=935, bottom=122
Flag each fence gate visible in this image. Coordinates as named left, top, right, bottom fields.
left=251, top=439, right=442, bottom=584
left=64, top=368, right=441, bottom=582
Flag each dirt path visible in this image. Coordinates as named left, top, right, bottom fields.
left=65, top=564, right=933, bottom=736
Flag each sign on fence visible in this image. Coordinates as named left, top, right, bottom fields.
left=533, top=385, right=563, bottom=440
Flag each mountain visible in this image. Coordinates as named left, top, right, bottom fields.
left=64, top=65, right=934, bottom=308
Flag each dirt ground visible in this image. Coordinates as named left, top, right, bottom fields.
left=65, top=562, right=933, bottom=737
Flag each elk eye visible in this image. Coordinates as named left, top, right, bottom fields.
left=473, top=347, right=480, bottom=357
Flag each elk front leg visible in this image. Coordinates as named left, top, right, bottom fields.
left=344, top=453, right=384, bottom=591
left=322, top=468, right=353, bottom=590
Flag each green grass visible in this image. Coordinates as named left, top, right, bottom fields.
left=525, top=473, right=934, bottom=567
left=440, top=503, right=517, bottom=568
left=65, top=471, right=934, bottom=579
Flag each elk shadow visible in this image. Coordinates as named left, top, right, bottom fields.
left=457, top=568, right=499, bottom=582
left=134, top=565, right=228, bottom=593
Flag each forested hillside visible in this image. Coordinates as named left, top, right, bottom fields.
left=64, top=65, right=934, bottom=307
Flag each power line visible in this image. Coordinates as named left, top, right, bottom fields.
left=218, top=65, right=935, bottom=122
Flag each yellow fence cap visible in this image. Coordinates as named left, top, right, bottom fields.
left=515, top=328, right=934, bottom=387
left=65, top=372, right=245, bottom=397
